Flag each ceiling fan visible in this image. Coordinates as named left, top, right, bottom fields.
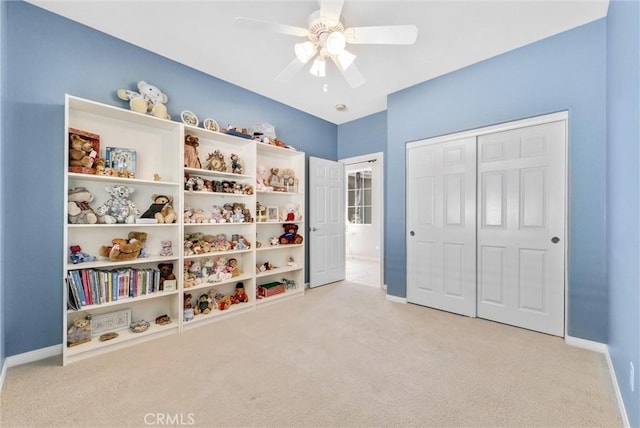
left=235, top=0, right=418, bottom=88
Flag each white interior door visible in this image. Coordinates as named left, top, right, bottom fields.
left=309, top=157, right=345, bottom=288
left=476, top=120, right=566, bottom=336
left=406, top=137, right=477, bottom=316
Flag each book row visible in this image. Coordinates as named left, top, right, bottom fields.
left=67, top=267, right=163, bottom=310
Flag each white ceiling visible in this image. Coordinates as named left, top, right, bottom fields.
left=26, top=0, right=609, bottom=124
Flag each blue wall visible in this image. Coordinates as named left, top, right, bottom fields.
left=337, top=110, right=387, bottom=160
left=2, top=1, right=336, bottom=356
left=386, top=19, right=608, bottom=342
left=0, top=0, right=7, bottom=371
left=607, top=0, right=640, bottom=426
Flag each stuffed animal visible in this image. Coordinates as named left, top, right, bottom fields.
left=183, top=293, right=194, bottom=321
left=99, top=237, right=143, bottom=261
left=140, top=194, right=177, bottom=224
left=256, top=165, right=273, bottom=191
left=279, top=223, right=304, bottom=245
left=193, top=293, right=214, bottom=315
left=117, top=80, right=170, bottom=120
left=67, top=315, right=92, bottom=347
left=158, top=263, right=176, bottom=289
left=127, top=231, right=148, bottom=258
left=231, top=282, right=249, bottom=304
left=268, top=167, right=285, bottom=190
left=69, top=134, right=97, bottom=169
left=230, top=153, right=243, bottom=174
left=159, top=240, right=173, bottom=256
left=68, top=187, right=98, bottom=224
left=281, top=203, right=301, bottom=222
left=69, top=245, right=96, bottom=264
left=96, top=185, right=140, bottom=224
left=184, top=134, right=202, bottom=169
left=217, top=295, right=232, bottom=311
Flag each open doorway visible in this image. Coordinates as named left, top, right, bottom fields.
left=340, top=152, right=384, bottom=289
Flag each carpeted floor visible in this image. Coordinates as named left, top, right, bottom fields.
left=0, top=281, right=622, bottom=427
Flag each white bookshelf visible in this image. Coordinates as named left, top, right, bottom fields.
left=63, top=95, right=305, bottom=364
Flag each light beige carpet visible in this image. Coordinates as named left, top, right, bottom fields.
left=1, top=281, right=622, bottom=427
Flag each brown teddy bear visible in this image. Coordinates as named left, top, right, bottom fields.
left=99, top=237, right=143, bottom=261
left=69, top=134, right=97, bottom=169
left=184, top=134, right=202, bottom=169
left=279, top=223, right=304, bottom=245
left=140, top=194, right=177, bottom=224
left=67, top=315, right=92, bottom=347
left=158, top=263, right=176, bottom=290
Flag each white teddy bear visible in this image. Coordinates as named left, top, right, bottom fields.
left=96, top=185, right=140, bottom=224
left=117, top=80, right=170, bottom=120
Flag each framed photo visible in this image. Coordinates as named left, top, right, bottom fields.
left=203, top=118, right=220, bottom=132
left=106, top=147, right=136, bottom=178
left=267, top=206, right=279, bottom=222
left=90, top=308, right=131, bottom=337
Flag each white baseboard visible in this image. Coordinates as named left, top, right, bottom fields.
left=386, top=293, right=407, bottom=304
left=5, top=344, right=61, bottom=368
left=0, top=345, right=60, bottom=398
left=565, top=335, right=630, bottom=428
left=565, top=335, right=608, bottom=353
left=0, top=357, right=7, bottom=397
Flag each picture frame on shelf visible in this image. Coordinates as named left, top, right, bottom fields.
left=90, top=308, right=132, bottom=337
left=267, top=206, right=279, bottom=222
left=106, top=147, right=136, bottom=178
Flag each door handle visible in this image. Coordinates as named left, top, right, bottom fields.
left=551, top=236, right=560, bottom=244
left=410, top=230, right=415, bottom=236
left=311, top=227, right=318, bottom=232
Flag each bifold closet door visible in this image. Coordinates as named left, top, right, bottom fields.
left=476, top=120, right=566, bottom=336
left=406, top=137, right=477, bottom=317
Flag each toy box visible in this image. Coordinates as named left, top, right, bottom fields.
left=258, top=281, right=285, bottom=298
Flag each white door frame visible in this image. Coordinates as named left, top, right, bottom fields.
left=340, top=152, right=385, bottom=289
left=407, top=111, right=568, bottom=337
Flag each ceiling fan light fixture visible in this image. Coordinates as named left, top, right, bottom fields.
left=326, top=31, right=346, bottom=55
left=309, top=56, right=327, bottom=77
left=294, top=41, right=317, bottom=64
left=336, top=50, right=356, bottom=71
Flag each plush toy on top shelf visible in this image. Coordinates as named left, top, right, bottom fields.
left=140, top=194, right=177, bottom=224
left=96, top=185, right=140, bottom=224
left=68, top=187, right=98, bottom=224
left=117, top=80, right=171, bottom=120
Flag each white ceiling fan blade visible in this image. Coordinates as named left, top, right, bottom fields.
left=276, top=58, right=306, bottom=82
left=320, top=0, right=344, bottom=24
left=344, top=25, right=418, bottom=45
left=330, top=55, right=365, bottom=88
left=235, top=17, right=308, bottom=37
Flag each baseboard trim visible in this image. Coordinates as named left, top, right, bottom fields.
left=565, top=336, right=630, bottom=428
left=5, top=344, right=61, bottom=368
left=565, top=335, right=608, bottom=353
left=386, top=294, right=407, bottom=304
left=0, top=357, right=7, bottom=397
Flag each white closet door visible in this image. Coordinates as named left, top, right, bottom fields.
left=406, top=137, right=477, bottom=316
left=476, top=120, right=566, bottom=336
